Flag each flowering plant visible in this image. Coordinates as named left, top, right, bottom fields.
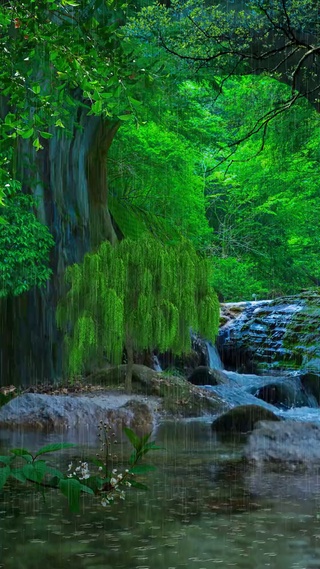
left=0, top=426, right=162, bottom=512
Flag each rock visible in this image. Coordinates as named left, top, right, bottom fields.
left=245, top=420, right=320, bottom=470
left=218, top=292, right=320, bottom=374
left=211, top=404, right=280, bottom=434
left=0, top=393, right=160, bottom=433
left=87, top=364, right=159, bottom=389
left=300, top=359, right=320, bottom=403
left=188, top=366, right=230, bottom=386
left=221, top=370, right=316, bottom=408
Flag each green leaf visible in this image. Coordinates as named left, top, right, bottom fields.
left=32, top=85, right=41, bottom=95
left=59, top=478, right=83, bottom=513
left=91, top=100, right=103, bottom=114
left=45, top=466, right=65, bottom=479
left=0, top=466, right=10, bottom=490
left=79, top=483, right=94, bottom=495
left=124, top=427, right=141, bottom=450
left=118, top=114, right=132, bottom=121
left=139, top=432, right=152, bottom=447
left=33, top=138, right=43, bottom=151
left=0, top=455, right=14, bottom=466
left=34, top=442, right=77, bottom=458
left=40, top=131, right=53, bottom=139
left=19, top=128, right=34, bottom=139
left=128, top=96, right=142, bottom=107
left=55, top=119, right=65, bottom=128
left=23, top=461, right=47, bottom=483
left=10, top=468, right=27, bottom=483
left=128, top=480, right=148, bottom=491
left=10, top=448, right=33, bottom=458
left=62, top=0, right=80, bottom=6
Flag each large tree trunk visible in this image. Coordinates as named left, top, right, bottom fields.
left=0, top=105, right=120, bottom=387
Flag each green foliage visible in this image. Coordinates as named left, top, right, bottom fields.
left=57, top=236, right=219, bottom=376
left=210, top=257, right=268, bottom=303
left=108, top=121, right=212, bottom=249
left=0, top=181, right=54, bottom=297
left=203, top=76, right=320, bottom=298
left=0, top=426, right=161, bottom=513
left=0, top=0, right=163, bottom=148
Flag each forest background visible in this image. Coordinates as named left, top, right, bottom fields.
left=0, top=0, right=319, bottom=385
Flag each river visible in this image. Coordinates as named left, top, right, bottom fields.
left=1, top=419, right=320, bottom=569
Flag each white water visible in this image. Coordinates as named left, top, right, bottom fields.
left=206, top=341, right=223, bottom=369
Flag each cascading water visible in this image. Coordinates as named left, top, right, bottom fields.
left=206, top=341, right=223, bottom=370
left=197, top=296, right=320, bottom=420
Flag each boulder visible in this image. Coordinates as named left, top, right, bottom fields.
left=245, top=420, right=320, bottom=470
left=300, top=359, right=320, bottom=403
left=0, top=392, right=160, bottom=434
left=211, top=404, right=280, bottom=434
left=188, top=366, right=230, bottom=387
left=87, top=364, right=159, bottom=390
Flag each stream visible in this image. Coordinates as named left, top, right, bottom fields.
left=2, top=421, right=320, bottom=569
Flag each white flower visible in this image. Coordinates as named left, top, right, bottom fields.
left=98, top=466, right=103, bottom=472
left=110, top=477, right=118, bottom=487
left=112, top=469, right=117, bottom=474
left=67, top=462, right=73, bottom=472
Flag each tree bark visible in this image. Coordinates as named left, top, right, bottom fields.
left=0, top=105, right=120, bottom=386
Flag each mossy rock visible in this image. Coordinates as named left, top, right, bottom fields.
left=211, top=405, right=280, bottom=434
left=87, top=364, right=159, bottom=390
left=87, top=364, right=224, bottom=417
left=188, top=366, right=230, bottom=386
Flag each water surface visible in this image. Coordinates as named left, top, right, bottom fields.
left=1, top=420, right=320, bottom=569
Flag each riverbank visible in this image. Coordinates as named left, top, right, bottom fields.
left=0, top=365, right=225, bottom=433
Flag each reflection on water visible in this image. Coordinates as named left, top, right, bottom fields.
left=1, top=420, right=320, bottom=569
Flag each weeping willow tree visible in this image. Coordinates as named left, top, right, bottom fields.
left=57, top=236, right=219, bottom=391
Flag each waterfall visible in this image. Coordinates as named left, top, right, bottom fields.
left=152, top=355, right=162, bottom=372
left=206, top=341, right=223, bottom=370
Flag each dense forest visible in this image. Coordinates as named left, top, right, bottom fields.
left=0, top=0, right=319, bottom=385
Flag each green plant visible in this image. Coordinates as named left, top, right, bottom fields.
left=0, top=426, right=162, bottom=513
left=0, top=180, right=54, bottom=297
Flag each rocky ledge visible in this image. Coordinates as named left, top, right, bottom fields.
left=0, top=365, right=225, bottom=432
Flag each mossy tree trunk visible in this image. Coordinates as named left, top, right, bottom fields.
left=0, top=106, right=120, bottom=387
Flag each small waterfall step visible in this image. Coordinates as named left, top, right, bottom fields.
left=206, top=341, right=223, bottom=370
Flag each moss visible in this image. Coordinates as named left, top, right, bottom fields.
left=282, top=292, right=320, bottom=369
left=86, top=364, right=223, bottom=417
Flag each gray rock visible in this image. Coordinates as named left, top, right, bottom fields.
left=0, top=393, right=161, bottom=434
left=211, top=404, right=280, bottom=434
left=245, top=420, right=320, bottom=469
